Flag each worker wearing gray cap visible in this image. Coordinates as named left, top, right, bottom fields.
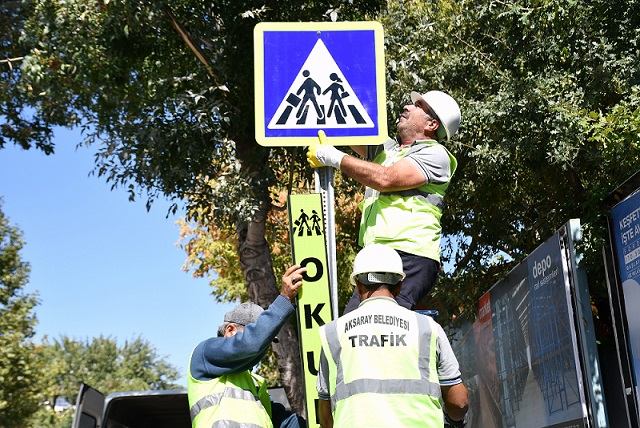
left=316, top=244, right=469, bottom=427
left=188, top=264, right=307, bottom=428
left=308, top=90, right=460, bottom=315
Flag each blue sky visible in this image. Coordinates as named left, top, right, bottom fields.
left=0, top=127, right=236, bottom=387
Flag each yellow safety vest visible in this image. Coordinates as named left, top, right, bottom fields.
left=187, top=363, right=273, bottom=428
left=359, top=140, right=457, bottom=262
left=319, top=297, right=444, bottom=427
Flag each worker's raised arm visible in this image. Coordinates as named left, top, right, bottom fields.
left=339, top=154, right=426, bottom=192
left=307, top=131, right=426, bottom=192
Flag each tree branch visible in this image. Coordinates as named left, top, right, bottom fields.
left=0, top=56, right=25, bottom=64
left=0, top=56, right=24, bottom=72
left=163, top=5, right=221, bottom=85
left=566, top=165, right=587, bottom=203
left=452, top=236, right=478, bottom=276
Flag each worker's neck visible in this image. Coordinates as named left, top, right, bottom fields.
left=361, top=289, right=396, bottom=301
left=398, top=132, right=433, bottom=147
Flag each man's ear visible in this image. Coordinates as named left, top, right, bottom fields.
left=424, top=119, right=439, bottom=136
left=224, top=323, right=238, bottom=338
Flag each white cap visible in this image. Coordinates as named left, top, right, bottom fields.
left=411, top=90, right=461, bottom=141
left=350, top=244, right=406, bottom=286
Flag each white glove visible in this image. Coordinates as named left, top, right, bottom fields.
left=306, top=131, right=346, bottom=169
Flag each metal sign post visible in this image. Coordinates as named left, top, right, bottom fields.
left=315, top=167, right=339, bottom=320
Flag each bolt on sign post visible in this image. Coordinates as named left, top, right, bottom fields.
left=288, top=194, right=334, bottom=426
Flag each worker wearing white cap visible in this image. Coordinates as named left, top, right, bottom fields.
left=316, top=244, right=469, bottom=427
left=188, top=264, right=308, bottom=428
left=307, top=90, right=461, bottom=314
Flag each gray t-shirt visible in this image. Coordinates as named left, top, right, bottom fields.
left=367, top=138, right=453, bottom=185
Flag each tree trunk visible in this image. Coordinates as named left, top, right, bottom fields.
left=237, top=203, right=306, bottom=416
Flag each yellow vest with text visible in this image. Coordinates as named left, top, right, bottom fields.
left=359, top=140, right=457, bottom=262
left=187, top=363, right=273, bottom=428
left=318, top=297, right=444, bottom=427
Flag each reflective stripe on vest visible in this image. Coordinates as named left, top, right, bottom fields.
left=320, top=302, right=443, bottom=428
left=189, top=385, right=267, bottom=421
left=187, top=366, right=273, bottom=428
left=379, top=189, right=444, bottom=209
left=212, top=421, right=266, bottom=428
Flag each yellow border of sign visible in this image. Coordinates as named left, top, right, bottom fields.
left=254, top=21, right=387, bottom=147
left=288, top=194, right=334, bottom=427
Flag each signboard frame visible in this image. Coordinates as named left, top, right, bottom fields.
left=254, top=21, right=387, bottom=147
left=603, top=171, right=640, bottom=426
left=288, top=193, right=334, bottom=427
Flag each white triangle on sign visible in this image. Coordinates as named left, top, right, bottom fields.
left=268, top=39, right=374, bottom=129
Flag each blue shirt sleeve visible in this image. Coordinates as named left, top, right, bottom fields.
left=190, top=295, right=295, bottom=381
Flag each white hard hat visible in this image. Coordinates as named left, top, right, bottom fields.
left=411, top=90, right=461, bottom=141
left=349, top=244, right=406, bottom=286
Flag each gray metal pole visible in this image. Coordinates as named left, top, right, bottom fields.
left=315, top=167, right=339, bottom=320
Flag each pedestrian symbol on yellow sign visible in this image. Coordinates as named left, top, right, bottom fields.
left=292, top=209, right=323, bottom=237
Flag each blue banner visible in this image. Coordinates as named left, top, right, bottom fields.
left=611, top=191, right=640, bottom=411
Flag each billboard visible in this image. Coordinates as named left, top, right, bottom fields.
left=609, top=190, right=640, bottom=417
left=458, top=220, right=607, bottom=427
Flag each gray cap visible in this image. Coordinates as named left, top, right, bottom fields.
left=222, top=302, right=279, bottom=343
left=224, top=302, right=264, bottom=326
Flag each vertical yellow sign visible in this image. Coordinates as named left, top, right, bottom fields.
left=288, top=194, right=333, bottom=427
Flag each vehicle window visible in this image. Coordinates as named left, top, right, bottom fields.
left=105, top=419, right=129, bottom=428
left=77, top=413, right=97, bottom=428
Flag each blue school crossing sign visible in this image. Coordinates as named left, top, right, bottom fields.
left=254, top=22, right=387, bottom=147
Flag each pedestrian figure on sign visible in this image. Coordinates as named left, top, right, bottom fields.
left=296, top=70, right=324, bottom=120
left=322, top=72, right=348, bottom=119
left=310, top=210, right=322, bottom=236
left=293, top=209, right=312, bottom=237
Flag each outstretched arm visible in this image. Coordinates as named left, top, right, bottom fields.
left=308, top=131, right=425, bottom=192
left=339, top=154, right=426, bottom=192
left=190, top=265, right=306, bottom=381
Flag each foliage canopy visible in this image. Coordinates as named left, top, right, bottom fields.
left=29, top=334, right=181, bottom=427
left=0, top=201, right=43, bottom=427
left=2, top=0, right=639, bottom=408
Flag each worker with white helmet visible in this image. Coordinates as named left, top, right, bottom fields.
left=307, top=90, right=461, bottom=314
left=316, top=244, right=469, bottom=427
